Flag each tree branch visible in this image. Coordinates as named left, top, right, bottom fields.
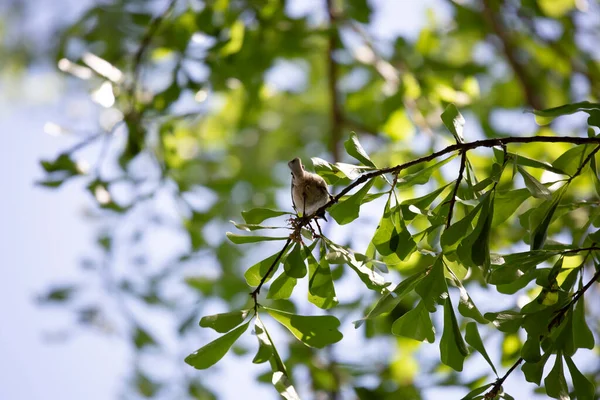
left=128, top=0, right=178, bottom=111
left=481, top=0, right=543, bottom=110
left=568, top=144, right=600, bottom=183
left=446, top=150, right=468, bottom=228
left=314, top=135, right=600, bottom=219
left=326, top=0, right=343, bottom=162
left=250, top=238, right=292, bottom=304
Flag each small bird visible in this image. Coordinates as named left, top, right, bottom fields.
left=288, top=157, right=332, bottom=220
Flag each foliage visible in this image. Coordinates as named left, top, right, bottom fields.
left=34, top=0, right=600, bottom=399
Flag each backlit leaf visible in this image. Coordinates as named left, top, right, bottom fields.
left=185, top=322, right=250, bottom=369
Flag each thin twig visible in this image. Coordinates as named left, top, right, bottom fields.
left=446, top=150, right=468, bottom=228
left=484, top=358, right=524, bottom=399
left=568, top=144, right=600, bottom=183
left=128, top=0, right=178, bottom=111
left=314, top=135, right=600, bottom=219
left=481, top=0, right=542, bottom=110
left=250, top=238, right=292, bottom=303
left=326, top=0, right=343, bottom=162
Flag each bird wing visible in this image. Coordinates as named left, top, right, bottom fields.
left=290, top=175, right=297, bottom=212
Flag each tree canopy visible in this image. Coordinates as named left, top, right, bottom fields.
left=33, top=0, right=600, bottom=399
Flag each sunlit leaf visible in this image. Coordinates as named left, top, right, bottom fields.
left=517, top=165, right=552, bottom=200
left=544, top=354, right=569, bottom=400
left=305, top=244, right=338, bottom=309
left=440, top=296, right=469, bottom=371
left=241, top=208, right=292, bottom=224
left=245, top=250, right=289, bottom=286
left=391, top=301, right=435, bottom=343
left=441, top=103, right=465, bottom=142
left=200, top=309, right=250, bottom=333
left=264, top=307, right=343, bottom=348
left=564, top=356, right=595, bottom=399
left=465, top=322, right=497, bottom=376
left=344, top=132, right=376, bottom=168
left=283, top=243, right=307, bottom=279
left=354, top=269, right=426, bottom=328
left=415, top=257, right=448, bottom=312
left=185, top=322, right=250, bottom=369
left=226, top=232, right=288, bottom=244
left=329, top=179, right=375, bottom=225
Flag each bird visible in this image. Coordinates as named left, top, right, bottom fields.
left=288, top=157, right=333, bottom=220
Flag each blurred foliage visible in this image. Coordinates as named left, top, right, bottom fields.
left=32, top=0, right=600, bottom=399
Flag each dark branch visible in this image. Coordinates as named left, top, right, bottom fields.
left=484, top=358, right=524, bottom=399
left=250, top=238, right=292, bottom=304
left=568, top=144, right=600, bottom=183
left=481, top=0, right=543, bottom=110
left=326, top=0, right=343, bottom=162
left=314, top=135, right=600, bottom=220
left=129, top=0, right=177, bottom=111
left=446, top=150, right=468, bottom=228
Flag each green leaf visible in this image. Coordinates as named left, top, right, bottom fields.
left=346, top=0, right=372, bottom=23
left=530, top=186, right=566, bottom=250
left=230, top=221, right=286, bottom=231
left=325, top=240, right=388, bottom=291
left=221, top=19, right=245, bottom=55
left=185, top=321, right=250, bottom=369
left=517, top=165, right=553, bottom=200
left=483, top=311, right=524, bottom=333
left=397, top=156, right=455, bottom=188
left=226, top=232, right=288, bottom=244
left=40, top=153, right=80, bottom=174
left=241, top=208, right=292, bottom=224
left=532, top=101, right=600, bottom=119
left=521, top=334, right=542, bottom=363
left=460, top=384, right=494, bottom=400
left=305, top=244, right=338, bottom=309
left=510, top=152, right=567, bottom=175
left=329, top=179, right=375, bottom=225
left=272, top=371, right=301, bottom=400
left=492, top=188, right=531, bottom=227
left=372, top=200, right=416, bottom=263
left=465, top=322, right=497, bottom=376
left=252, top=316, right=273, bottom=364
left=245, top=250, right=288, bottom=287
left=552, top=145, right=594, bottom=177
left=391, top=301, right=435, bottom=343
left=283, top=243, right=307, bottom=279
left=400, top=183, right=451, bottom=221
left=544, top=354, right=569, bottom=400
left=522, top=351, right=551, bottom=385
left=457, top=191, right=494, bottom=271
left=441, top=197, right=483, bottom=253
left=264, top=307, right=343, bottom=348
left=200, top=309, right=250, bottom=333
left=267, top=272, right=297, bottom=300
left=415, top=258, right=448, bottom=312
left=344, top=132, right=376, bottom=168
left=572, top=292, right=595, bottom=350
left=133, top=326, right=156, bottom=349
left=564, top=356, right=595, bottom=399
left=453, top=278, right=487, bottom=323
left=354, top=269, right=426, bottom=328
left=441, top=103, right=465, bottom=142
left=440, top=296, right=469, bottom=371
